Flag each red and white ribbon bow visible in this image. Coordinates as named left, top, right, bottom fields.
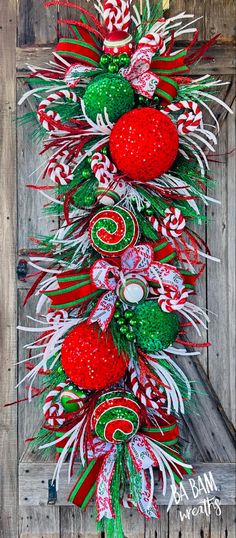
left=121, top=33, right=165, bottom=98
left=88, top=244, right=189, bottom=330
left=94, top=434, right=159, bottom=520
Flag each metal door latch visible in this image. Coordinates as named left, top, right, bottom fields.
left=48, top=479, right=57, bottom=505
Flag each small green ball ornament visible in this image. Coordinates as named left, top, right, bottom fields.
left=60, top=386, right=87, bottom=412
left=108, top=63, right=119, bottom=73
left=126, top=332, right=136, bottom=341
left=83, top=194, right=95, bottom=207
left=120, top=325, right=128, bottom=335
left=83, top=74, right=135, bottom=124
left=133, top=301, right=179, bottom=352
left=119, top=53, right=130, bottom=67
left=112, top=56, right=121, bottom=66
left=82, top=168, right=91, bottom=179
left=117, top=318, right=125, bottom=326
left=99, top=54, right=111, bottom=67
left=124, top=310, right=134, bottom=320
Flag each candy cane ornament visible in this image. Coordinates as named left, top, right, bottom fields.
left=91, top=152, right=127, bottom=205
left=43, top=382, right=68, bottom=426
left=149, top=208, right=186, bottom=239
left=103, top=0, right=131, bottom=32
left=163, top=100, right=203, bottom=134
left=158, top=287, right=190, bottom=313
left=47, top=160, right=73, bottom=185
left=37, top=90, right=79, bottom=132
left=91, top=152, right=117, bottom=181
left=129, top=364, right=164, bottom=411
left=138, top=32, right=166, bottom=55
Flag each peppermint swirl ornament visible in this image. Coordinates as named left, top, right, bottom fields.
left=89, top=207, right=139, bottom=257
left=91, top=390, right=141, bottom=443
left=133, top=301, right=179, bottom=352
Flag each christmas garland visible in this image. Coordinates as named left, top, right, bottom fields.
left=18, top=1, right=232, bottom=536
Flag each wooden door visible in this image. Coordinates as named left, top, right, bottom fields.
left=0, top=1, right=235, bottom=537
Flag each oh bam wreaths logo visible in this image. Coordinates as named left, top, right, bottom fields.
left=171, top=472, right=222, bottom=521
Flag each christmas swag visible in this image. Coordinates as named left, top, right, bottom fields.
left=17, top=1, right=232, bottom=536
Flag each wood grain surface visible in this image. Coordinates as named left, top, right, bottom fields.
left=0, top=2, right=18, bottom=538
left=0, top=1, right=235, bottom=537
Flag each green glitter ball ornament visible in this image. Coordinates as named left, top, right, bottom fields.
left=133, top=301, right=179, bottom=352
left=83, top=74, right=135, bottom=123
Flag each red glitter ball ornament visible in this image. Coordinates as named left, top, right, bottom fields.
left=109, top=107, right=179, bottom=181
left=61, top=322, right=127, bottom=390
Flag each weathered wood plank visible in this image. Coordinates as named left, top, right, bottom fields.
left=168, top=0, right=236, bottom=43
left=17, top=79, right=57, bottom=255
left=168, top=505, right=212, bottom=538
left=178, top=356, right=235, bottom=462
left=210, top=506, right=236, bottom=538
left=58, top=0, right=97, bottom=37
left=60, top=506, right=100, bottom=538
left=207, top=80, right=236, bottom=428
left=204, top=0, right=236, bottom=45
left=16, top=44, right=236, bottom=75
left=18, top=463, right=236, bottom=506
left=18, top=506, right=60, bottom=538
left=17, top=292, right=53, bottom=459
left=122, top=509, right=145, bottom=538
left=0, top=2, right=18, bottom=538
left=17, top=0, right=57, bottom=46
left=168, top=0, right=205, bottom=41
left=145, top=506, right=169, bottom=538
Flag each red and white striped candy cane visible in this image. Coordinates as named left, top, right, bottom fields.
left=148, top=208, right=185, bottom=239
left=158, top=286, right=189, bottom=313
left=138, top=32, right=166, bottom=54
left=163, top=100, right=203, bottom=134
left=43, top=382, right=68, bottom=426
left=162, top=207, right=186, bottom=238
left=91, top=152, right=117, bottom=182
left=37, top=90, right=78, bottom=132
left=148, top=215, right=159, bottom=233
left=47, top=159, right=73, bottom=185
left=129, top=364, right=164, bottom=410
left=103, top=0, right=131, bottom=32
